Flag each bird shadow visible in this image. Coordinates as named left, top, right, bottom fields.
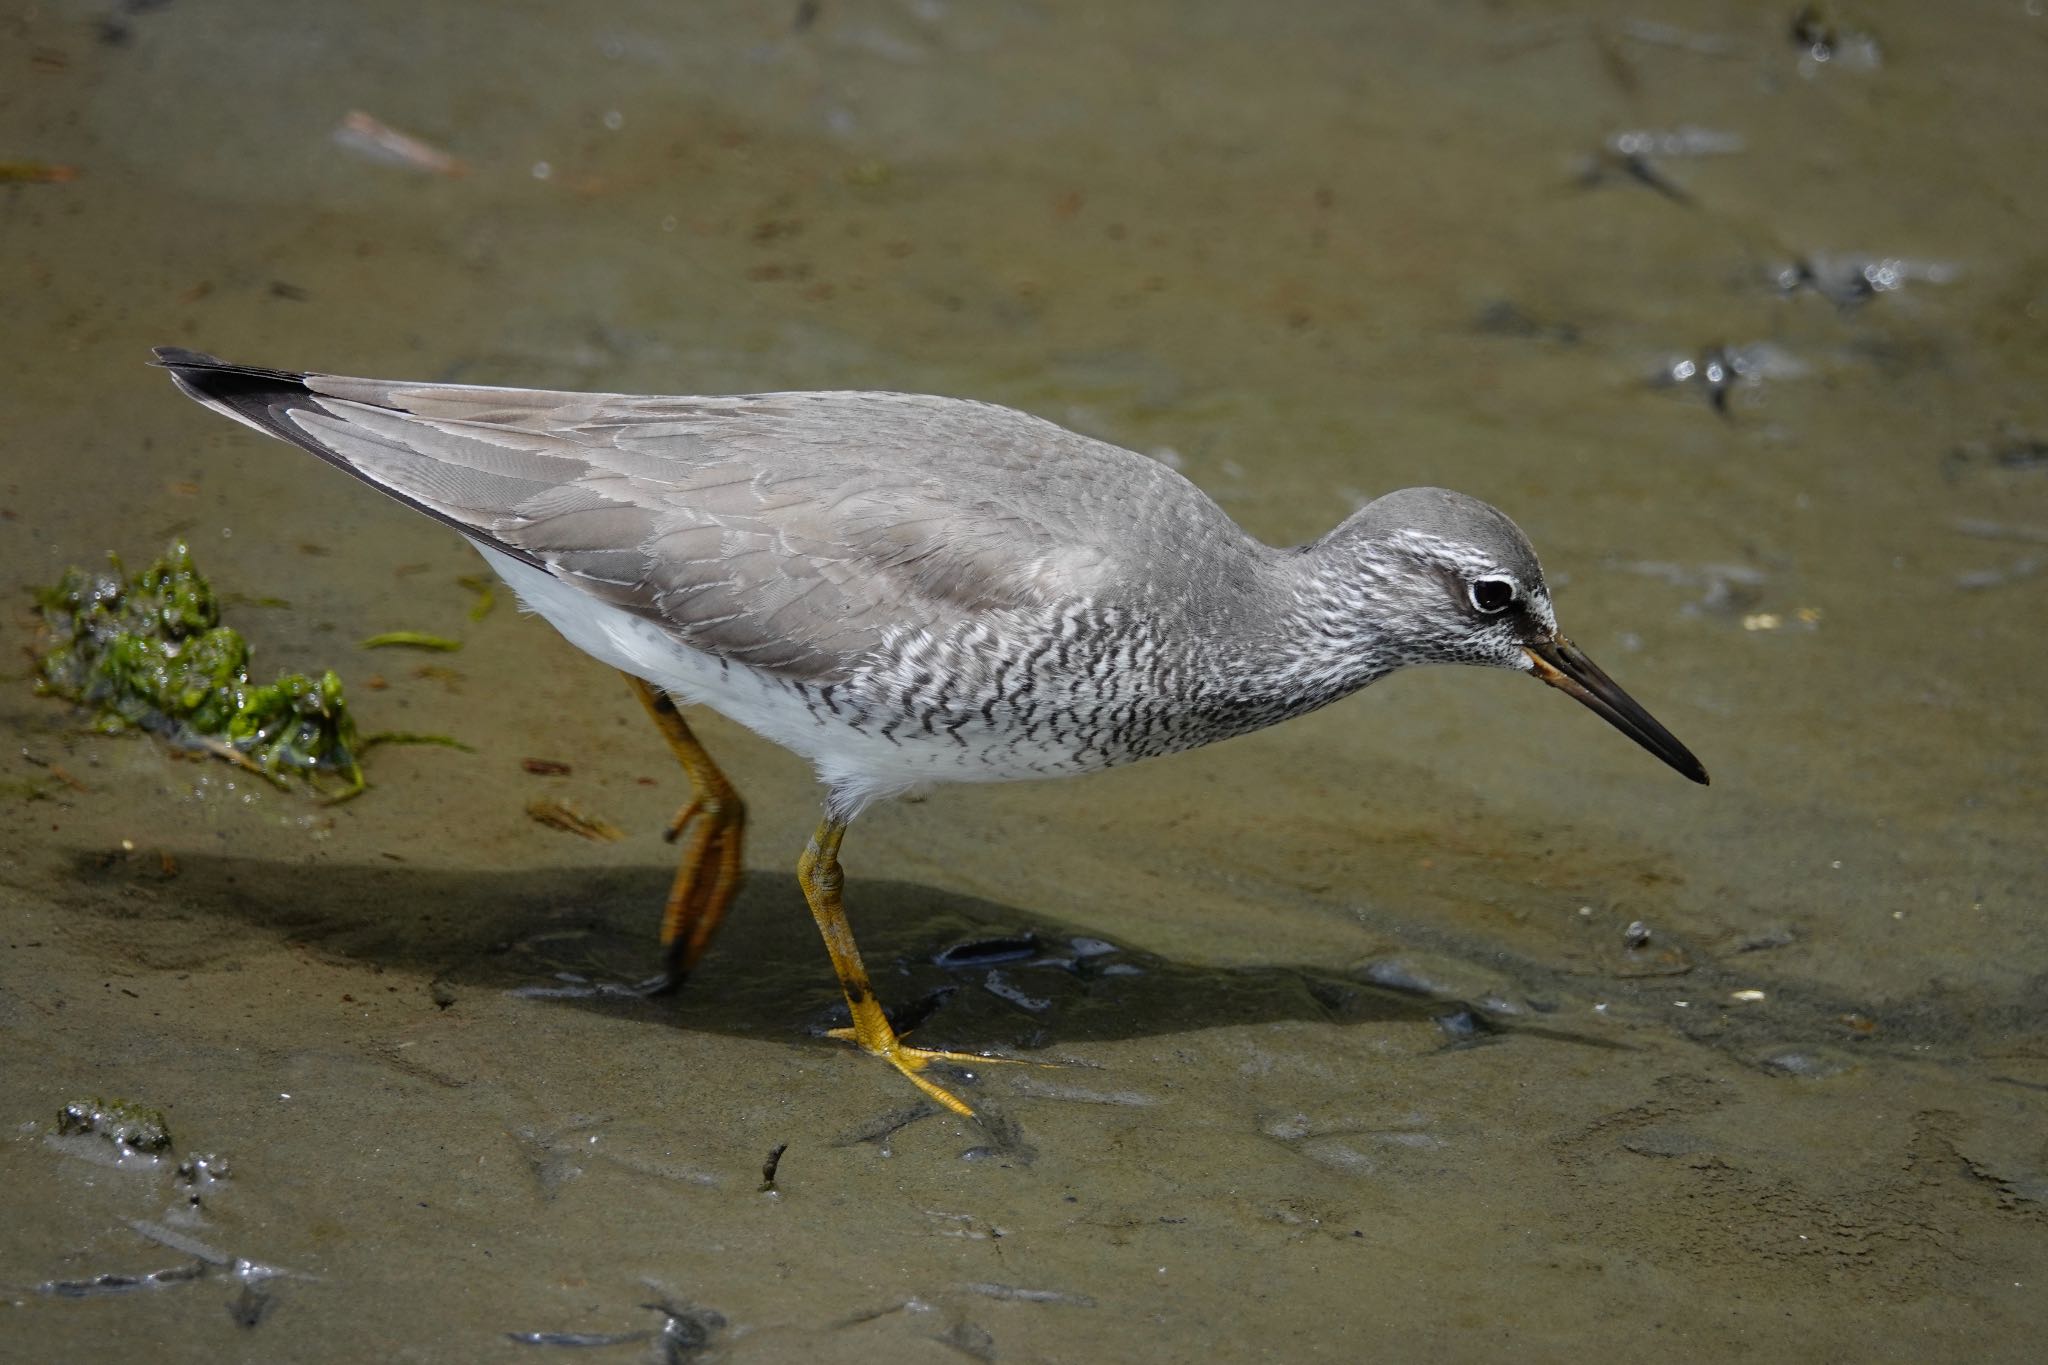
left=63, top=848, right=1613, bottom=1057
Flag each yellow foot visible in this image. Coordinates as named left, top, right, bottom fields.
left=621, top=673, right=747, bottom=985
left=824, top=1029, right=1025, bottom=1118
left=655, top=794, right=745, bottom=983
left=663, top=792, right=737, bottom=845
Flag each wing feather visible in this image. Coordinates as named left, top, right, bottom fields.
left=155, top=351, right=1241, bottom=683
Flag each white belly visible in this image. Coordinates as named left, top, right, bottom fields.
left=475, top=546, right=1023, bottom=812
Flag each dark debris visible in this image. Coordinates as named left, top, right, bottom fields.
left=758, top=1141, right=788, bottom=1193
left=42, top=1260, right=207, bottom=1298
left=227, top=1281, right=276, bottom=1329
left=934, top=934, right=1041, bottom=969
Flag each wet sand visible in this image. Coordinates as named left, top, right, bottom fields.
left=3, top=1, right=2044, bottom=1359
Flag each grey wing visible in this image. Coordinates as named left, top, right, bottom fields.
left=154, top=351, right=1130, bottom=678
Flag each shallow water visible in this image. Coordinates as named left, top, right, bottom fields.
left=3, top=0, right=2045, bottom=1358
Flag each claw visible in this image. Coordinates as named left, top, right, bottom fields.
left=831, top=1037, right=983, bottom=1117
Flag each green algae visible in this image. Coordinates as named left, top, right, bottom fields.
left=361, top=730, right=476, bottom=753
left=360, top=630, right=462, bottom=651
left=33, top=542, right=366, bottom=799
left=57, top=1097, right=173, bottom=1153
left=456, top=573, right=496, bottom=621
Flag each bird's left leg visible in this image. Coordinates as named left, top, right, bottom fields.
left=624, top=674, right=746, bottom=990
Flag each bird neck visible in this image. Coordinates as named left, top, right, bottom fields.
left=1191, top=527, right=1411, bottom=719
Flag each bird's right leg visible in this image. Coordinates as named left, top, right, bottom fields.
left=624, top=674, right=746, bottom=991
left=797, top=816, right=1006, bottom=1118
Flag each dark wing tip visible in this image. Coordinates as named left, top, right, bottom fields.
left=150, top=346, right=225, bottom=368
left=150, top=348, right=319, bottom=442
left=150, top=346, right=550, bottom=575
left=150, top=346, right=309, bottom=392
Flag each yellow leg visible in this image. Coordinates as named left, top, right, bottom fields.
left=625, top=674, right=746, bottom=988
left=797, top=817, right=1007, bottom=1118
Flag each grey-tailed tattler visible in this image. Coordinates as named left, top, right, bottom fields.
left=155, top=347, right=1705, bottom=1116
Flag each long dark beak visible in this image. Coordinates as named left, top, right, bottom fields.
left=1524, top=638, right=1708, bottom=785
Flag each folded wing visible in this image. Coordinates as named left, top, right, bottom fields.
left=154, top=349, right=1131, bottom=678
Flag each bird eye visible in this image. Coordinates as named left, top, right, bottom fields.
left=1469, top=577, right=1516, bottom=614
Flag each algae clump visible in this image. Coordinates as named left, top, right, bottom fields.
left=33, top=541, right=366, bottom=798
left=57, top=1097, right=173, bottom=1153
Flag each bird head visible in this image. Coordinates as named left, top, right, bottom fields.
left=1342, top=487, right=1708, bottom=785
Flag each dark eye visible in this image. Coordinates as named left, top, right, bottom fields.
left=1468, top=577, right=1516, bottom=614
